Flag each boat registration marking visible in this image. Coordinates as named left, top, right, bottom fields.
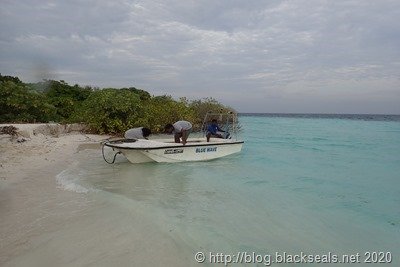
left=164, top=148, right=184, bottom=154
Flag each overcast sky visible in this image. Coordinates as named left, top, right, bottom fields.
left=1, top=0, right=399, bottom=114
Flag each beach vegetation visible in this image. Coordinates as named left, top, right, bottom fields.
left=0, top=79, right=57, bottom=123
left=0, top=74, right=234, bottom=134
left=141, top=95, right=197, bottom=132
left=70, top=88, right=142, bottom=134
left=39, top=80, right=92, bottom=121
left=189, top=97, right=236, bottom=125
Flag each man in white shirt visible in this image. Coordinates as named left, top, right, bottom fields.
left=124, top=127, right=151, bottom=139
left=164, top=120, right=192, bottom=145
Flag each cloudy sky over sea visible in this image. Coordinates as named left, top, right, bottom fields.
left=1, top=0, right=399, bottom=113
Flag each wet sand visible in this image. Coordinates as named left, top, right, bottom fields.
left=0, top=124, right=190, bottom=267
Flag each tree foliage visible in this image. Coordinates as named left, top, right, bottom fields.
left=0, top=80, right=56, bottom=123
left=189, top=97, right=235, bottom=125
left=0, top=74, right=23, bottom=84
left=70, top=89, right=142, bottom=134
left=141, top=95, right=197, bottom=132
left=122, top=87, right=151, bottom=101
left=0, top=74, right=236, bottom=134
left=30, top=80, right=92, bottom=121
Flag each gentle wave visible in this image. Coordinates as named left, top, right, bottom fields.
left=56, top=167, right=97, bottom=194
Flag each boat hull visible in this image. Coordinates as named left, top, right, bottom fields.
left=141, top=142, right=242, bottom=163
left=118, top=149, right=154, bottom=163
left=105, top=138, right=243, bottom=163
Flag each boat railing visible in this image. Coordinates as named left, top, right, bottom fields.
left=201, top=111, right=240, bottom=140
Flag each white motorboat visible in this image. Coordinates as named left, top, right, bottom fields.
left=102, top=112, right=244, bottom=163
left=103, top=137, right=243, bottom=163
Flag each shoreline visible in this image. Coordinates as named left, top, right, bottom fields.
left=0, top=123, right=192, bottom=267
left=0, top=123, right=109, bottom=265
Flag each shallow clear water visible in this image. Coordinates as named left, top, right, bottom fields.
left=58, top=115, right=400, bottom=266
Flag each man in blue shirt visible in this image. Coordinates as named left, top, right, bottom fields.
left=206, top=119, right=227, bottom=142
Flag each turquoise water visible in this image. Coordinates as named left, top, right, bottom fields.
left=58, top=115, right=400, bottom=266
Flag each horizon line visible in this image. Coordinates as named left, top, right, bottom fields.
left=238, top=112, right=400, bottom=116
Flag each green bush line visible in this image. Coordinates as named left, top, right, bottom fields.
left=0, top=74, right=235, bottom=134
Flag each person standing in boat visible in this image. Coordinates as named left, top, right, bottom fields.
left=124, top=127, right=152, bottom=140
left=164, top=120, right=192, bottom=145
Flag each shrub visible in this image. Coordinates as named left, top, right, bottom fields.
left=141, top=95, right=197, bottom=132
left=71, top=88, right=142, bottom=134
left=31, top=80, right=93, bottom=121
left=0, top=74, right=238, bottom=135
left=189, top=97, right=236, bottom=124
left=0, top=80, right=56, bottom=123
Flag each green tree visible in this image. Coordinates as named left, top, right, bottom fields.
left=71, top=88, right=142, bottom=134
left=0, top=80, right=56, bottom=123
left=36, top=80, right=92, bottom=120
left=0, top=74, right=22, bottom=84
left=0, top=74, right=238, bottom=134
left=141, top=95, right=197, bottom=132
left=122, top=87, right=151, bottom=101
left=189, top=97, right=236, bottom=125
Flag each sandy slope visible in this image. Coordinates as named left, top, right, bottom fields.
left=0, top=124, right=108, bottom=265
left=0, top=124, right=192, bottom=267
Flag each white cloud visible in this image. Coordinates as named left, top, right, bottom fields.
left=0, top=0, right=399, bottom=113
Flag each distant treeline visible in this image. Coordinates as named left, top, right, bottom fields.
left=0, top=74, right=234, bottom=134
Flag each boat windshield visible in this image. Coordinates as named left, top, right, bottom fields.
left=201, top=112, right=240, bottom=140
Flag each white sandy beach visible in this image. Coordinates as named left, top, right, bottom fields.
left=0, top=124, right=191, bottom=267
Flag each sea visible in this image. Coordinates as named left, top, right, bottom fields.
left=55, top=114, right=400, bottom=266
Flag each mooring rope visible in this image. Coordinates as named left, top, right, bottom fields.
left=101, top=141, right=121, bottom=164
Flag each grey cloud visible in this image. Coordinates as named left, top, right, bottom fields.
left=0, top=0, right=399, bottom=113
